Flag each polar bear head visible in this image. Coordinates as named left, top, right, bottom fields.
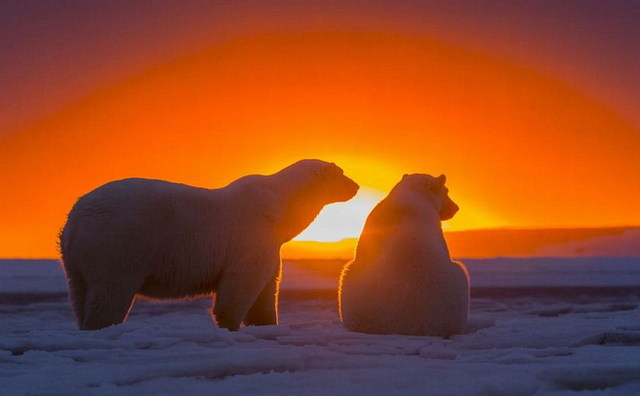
left=395, top=173, right=459, bottom=221
left=279, top=159, right=359, bottom=203
left=271, top=159, right=359, bottom=242
left=310, top=160, right=360, bottom=203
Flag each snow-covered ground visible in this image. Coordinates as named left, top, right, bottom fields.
left=2, top=258, right=640, bottom=395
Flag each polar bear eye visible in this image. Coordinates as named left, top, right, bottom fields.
left=324, top=164, right=343, bottom=177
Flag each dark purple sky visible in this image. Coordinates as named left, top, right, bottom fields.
left=1, top=0, right=639, bottom=138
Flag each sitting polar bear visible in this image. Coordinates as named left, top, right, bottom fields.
left=339, top=174, right=469, bottom=337
left=59, top=159, right=358, bottom=330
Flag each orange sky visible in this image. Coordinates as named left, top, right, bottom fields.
left=1, top=2, right=639, bottom=258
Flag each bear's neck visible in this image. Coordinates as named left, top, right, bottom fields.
left=270, top=171, right=324, bottom=243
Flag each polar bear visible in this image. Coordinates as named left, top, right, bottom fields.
left=338, top=174, right=468, bottom=337
left=59, top=159, right=358, bottom=330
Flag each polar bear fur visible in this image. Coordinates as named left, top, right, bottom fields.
left=339, top=174, right=469, bottom=337
left=59, top=159, right=358, bottom=331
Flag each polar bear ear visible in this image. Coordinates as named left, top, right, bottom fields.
left=436, top=174, right=446, bottom=185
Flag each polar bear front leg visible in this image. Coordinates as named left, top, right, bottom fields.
left=243, top=264, right=282, bottom=326
left=212, top=255, right=279, bottom=331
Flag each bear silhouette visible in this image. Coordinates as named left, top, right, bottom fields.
left=339, top=174, right=468, bottom=337
left=60, top=159, right=358, bottom=330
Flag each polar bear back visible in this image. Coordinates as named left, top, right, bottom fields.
left=339, top=174, right=469, bottom=337
left=341, top=222, right=468, bottom=336
left=63, top=178, right=228, bottom=252
left=61, top=178, right=249, bottom=298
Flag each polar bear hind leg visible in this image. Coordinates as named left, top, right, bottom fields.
left=75, top=255, right=146, bottom=330
left=65, top=268, right=88, bottom=328
left=81, top=280, right=139, bottom=330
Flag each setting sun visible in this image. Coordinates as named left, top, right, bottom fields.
left=294, top=186, right=386, bottom=242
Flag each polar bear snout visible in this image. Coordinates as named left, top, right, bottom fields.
left=343, top=176, right=360, bottom=201
left=440, top=198, right=459, bottom=221
left=318, top=163, right=359, bottom=202
left=336, top=175, right=360, bottom=202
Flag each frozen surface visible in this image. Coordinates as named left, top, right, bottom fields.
left=282, top=257, right=640, bottom=290
left=2, top=259, right=640, bottom=395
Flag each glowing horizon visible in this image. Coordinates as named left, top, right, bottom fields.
left=293, top=186, right=386, bottom=242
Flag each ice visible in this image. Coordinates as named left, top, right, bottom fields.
left=465, top=257, right=640, bottom=288
left=1, top=258, right=640, bottom=395
left=534, top=229, right=640, bottom=257
left=0, top=259, right=67, bottom=294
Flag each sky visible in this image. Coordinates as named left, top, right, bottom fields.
left=1, top=1, right=639, bottom=258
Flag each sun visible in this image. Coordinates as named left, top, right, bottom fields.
left=290, top=174, right=507, bottom=245
left=293, top=186, right=386, bottom=242
left=289, top=154, right=505, bottom=244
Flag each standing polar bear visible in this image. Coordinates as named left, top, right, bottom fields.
left=339, top=174, right=469, bottom=337
left=60, top=159, right=358, bottom=330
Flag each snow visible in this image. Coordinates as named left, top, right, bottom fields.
left=2, top=258, right=640, bottom=395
